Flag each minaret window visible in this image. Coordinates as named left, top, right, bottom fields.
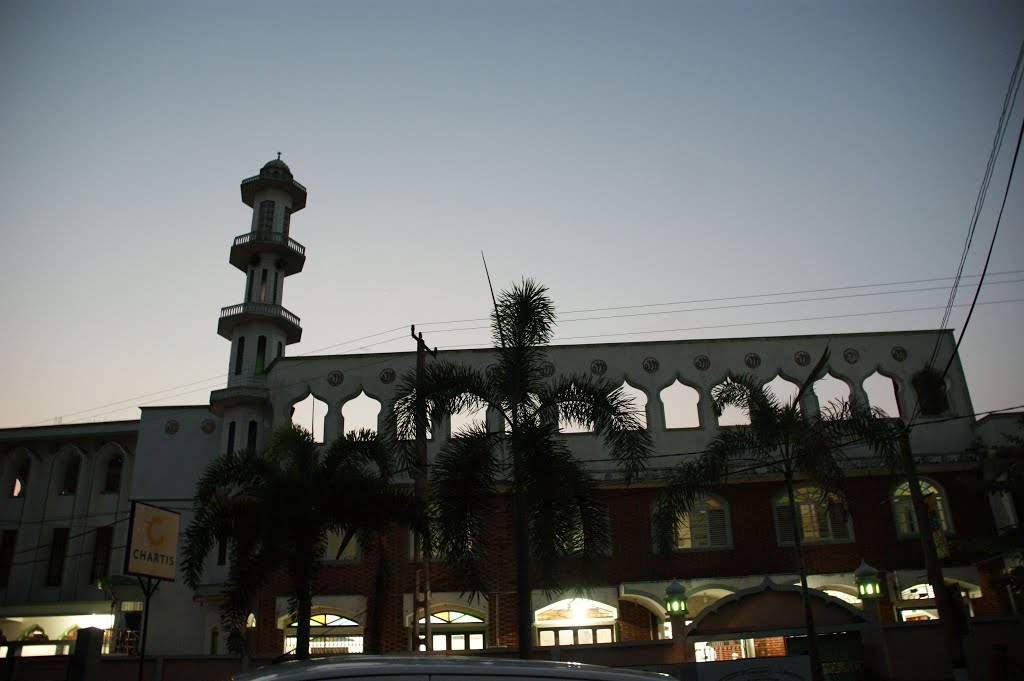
left=277, top=342, right=283, bottom=360
left=234, top=338, right=245, bottom=376
left=246, top=421, right=257, bottom=455
left=258, top=200, right=275, bottom=231
left=256, top=336, right=267, bottom=374
left=283, top=207, right=291, bottom=235
left=245, top=269, right=254, bottom=302
left=226, top=422, right=236, bottom=455
left=272, top=271, right=280, bottom=304
left=259, top=269, right=268, bottom=302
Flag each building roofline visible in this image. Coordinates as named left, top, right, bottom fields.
left=268, top=328, right=956, bottom=365
left=0, top=419, right=139, bottom=441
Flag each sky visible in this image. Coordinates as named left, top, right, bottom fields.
left=1, top=0, right=1022, bottom=429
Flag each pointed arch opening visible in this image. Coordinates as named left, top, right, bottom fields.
left=616, top=381, right=648, bottom=430
left=763, top=375, right=800, bottom=409
left=813, top=373, right=851, bottom=413
left=863, top=371, right=900, bottom=417
left=291, top=393, right=328, bottom=443
left=661, top=380, right=700, bottom=429
left=714, top=379, right=750, bottom=427
left=558, top=385, right=594, bottom=434
left=450, top=393, right=488, bottom=437
left=342, top=391, right=382, bottom=436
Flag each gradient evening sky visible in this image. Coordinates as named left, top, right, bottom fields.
left=1, top=1, right=1022, bottom=428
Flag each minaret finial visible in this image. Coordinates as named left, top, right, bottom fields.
left=277, top=151, right=281, bottom=160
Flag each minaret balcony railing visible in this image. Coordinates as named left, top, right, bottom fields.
left=229, top=231, right=306, bottom=275
left=217, top=302, right=302, bottom=344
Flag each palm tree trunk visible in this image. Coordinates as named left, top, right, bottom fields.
left=296, top=585, right=311, bottom=660
left=513, top=482, right=534, bottom=658
left=785, top=470, right=824, bottom=681
left=898, top=430, right=968, bottom=679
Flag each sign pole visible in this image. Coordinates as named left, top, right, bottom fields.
left=136, top=576, right=158, bottom=681
left=123, top=501, right=181, bottom=681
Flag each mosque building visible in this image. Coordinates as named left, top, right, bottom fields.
left=0, top=159, right=1019, bottom=669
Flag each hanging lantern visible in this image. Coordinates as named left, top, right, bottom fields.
left=854, top=560, right=882, bottom=599
left=664, top=579, right=687, bottom=614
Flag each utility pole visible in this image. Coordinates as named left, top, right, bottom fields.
left=411, top=325, right=437, bottom=653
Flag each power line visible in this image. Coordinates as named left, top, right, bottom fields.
left=929, top=38, right=1024, bottom=370
left=14, top=271, right=1024, bottom=428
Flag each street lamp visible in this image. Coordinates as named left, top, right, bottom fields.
left=854, top=560, right=882, bottom=599
left=664, top=580, right=688, bottom=645
left=664, top=579, right=687, bottom=615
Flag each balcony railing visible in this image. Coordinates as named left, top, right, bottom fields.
left=241, top=174, right=307, bottom=193
left=233, top=230, right=305, bottom=256
left=219, top=302, right=301, bottom=327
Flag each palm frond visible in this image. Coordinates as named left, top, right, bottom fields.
left=431, top=426, right=504, bottom=592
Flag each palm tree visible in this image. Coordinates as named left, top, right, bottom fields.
left=182, top=425, right=422, bottom=658
left=390, top=279, right=653, bottom=658
left=652, top=349, right=898, bottom=681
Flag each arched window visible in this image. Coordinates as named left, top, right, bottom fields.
left=246, top=613, right=256, bottom=629
left=773, top=486, right=852, bottom=545
left=675, top=495, right=731, bottom=550
left=414, top=609, right=486, bottom=651
left=103, top=456, right=123, bottom=494
left=284, top=611, right=362, bottom=655
left=535, top=598, right=616, bottom=647
left=892, top=478, right=952, bottom=537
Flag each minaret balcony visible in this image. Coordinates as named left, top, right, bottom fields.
left=218, top=302, right=302, bottom=344
left=240, top=174, right=307, bottom=211
left=230, top=231, right=306, bottom=275
left=209, top=377, right=270, bottom=416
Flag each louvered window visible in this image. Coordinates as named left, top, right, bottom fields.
left=774, top=487, right=852, bottom=546
left=677, top=496, right=731, bottom=550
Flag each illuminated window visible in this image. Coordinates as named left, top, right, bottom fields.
left=892, top=479, right=952, bottom=536
left=676, top=495, right=731, bottom=550
left=246, top=613, right=256, bottom=628
left=414, top=610, right=486, bottom=652
left=284, top=612, right=362, bottom=655
left=535, top=599, right=616, bottom=647
left=774, top=487, right=852, bottom=545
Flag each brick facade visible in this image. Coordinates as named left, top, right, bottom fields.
left=245, top=464, right=1012, bottom=655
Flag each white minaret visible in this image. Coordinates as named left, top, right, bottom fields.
left=210, top=155, right=307, bottom=455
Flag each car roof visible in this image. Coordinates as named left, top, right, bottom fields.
left=233, top=655, right=672, bottom=681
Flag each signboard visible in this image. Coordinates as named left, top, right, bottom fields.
left=124, top=501, right=181, bottom=581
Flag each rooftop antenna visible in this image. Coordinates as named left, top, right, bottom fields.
left=481, top=251, right=506, bottom=348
